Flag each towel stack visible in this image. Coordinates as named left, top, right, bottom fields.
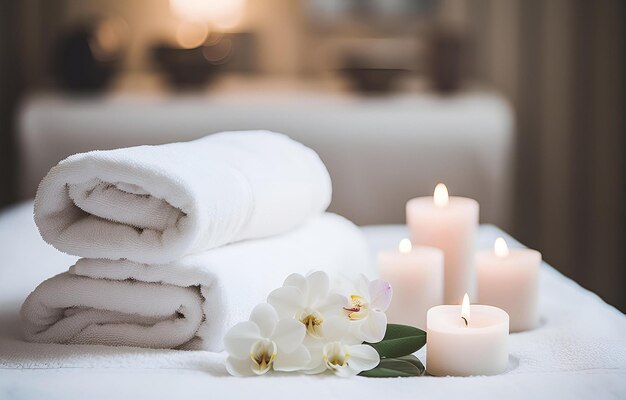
left=21, top=131, right=372, bottom=351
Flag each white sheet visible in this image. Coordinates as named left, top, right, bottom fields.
left=0, top=202, right=625, bottom=400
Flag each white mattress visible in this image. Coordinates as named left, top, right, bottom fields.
left=0, top=201, right=625, bottom=400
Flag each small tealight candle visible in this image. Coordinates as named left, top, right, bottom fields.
left=476, top=237, right=541, bottom=332
left=378, top=239, right=444, bottom=330
left=406, top=183, right=479, bottom=304
left=427, top=294, right=509, bottom=376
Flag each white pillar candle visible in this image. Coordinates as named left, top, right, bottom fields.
left=427, top=294, right=509, bottom=376
left=378, top=239, right=444, bottom=330
left=406, top=183, right=479, bottom=304
left=476, top=237, right=541, bottom=332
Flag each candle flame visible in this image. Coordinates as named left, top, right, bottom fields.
left=434, top=183, right=449, bottom=207
left=461, top=293, right=470, bottom=326
left=494, top=237, right=509, bottom=258
left=398, top=238, right=412, bottom=254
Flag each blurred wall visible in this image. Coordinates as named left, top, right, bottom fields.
left=0, top=2, right=21, bottom=208
left=469, top=0, right=625, bottom=311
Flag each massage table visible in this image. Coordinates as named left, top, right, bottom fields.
left=0, top=201, right=624, bottom=399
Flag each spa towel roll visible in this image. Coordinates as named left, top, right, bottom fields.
left=34, top=130, right=332, bottom=264
left=21, top=213, right=372, bottom=351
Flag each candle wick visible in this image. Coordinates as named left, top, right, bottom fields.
left=461, top=317, right=468, bottom=327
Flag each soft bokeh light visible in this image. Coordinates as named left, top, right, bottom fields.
left=175, top=21, right=209, bottom=49
left=170, top=0, right=247, bottom=30
left=202, top=38, right=233, bottom=64
left=89, top=17, right=128, bottom=61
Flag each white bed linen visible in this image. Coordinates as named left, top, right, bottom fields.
left=0, top=202, right=624, bottom=400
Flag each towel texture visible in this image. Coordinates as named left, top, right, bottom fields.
left=34, top=130, right=332, bottom=264
left=20, top=213, right=372, bottom=351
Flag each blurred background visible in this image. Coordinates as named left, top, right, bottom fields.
left=0, top=0, right=623, bottom=311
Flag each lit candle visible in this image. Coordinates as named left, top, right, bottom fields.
left=476, top=237, right=541, bottom=332
left=378, top=239, right=444, bottom=330
left=427, top=294, right=509, bottom=376
left=406, top=183, right=479, bottom=303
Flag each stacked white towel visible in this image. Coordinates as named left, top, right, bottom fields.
left=34, top=130, right=332, bottom=264
left=21, top=213, right=371, bottom=351
left=22, top=131, right=372, bottom=351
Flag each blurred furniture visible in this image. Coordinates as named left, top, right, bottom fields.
left=18, top=78, right=513, bottom=227
left=53, top=21, right=124, bottom=93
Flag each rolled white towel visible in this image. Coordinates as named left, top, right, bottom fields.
left=21, top=213, right=372, bottom=351
left=34, top=130, right=331, bottom=264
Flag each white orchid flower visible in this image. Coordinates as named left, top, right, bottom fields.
left=305, top=316, right=380, bottom=377
left=267, top=271, right=347, bottom=339
left=224, top=303, right=310, bottom=376
left=343, top=275, right=392, bottom=343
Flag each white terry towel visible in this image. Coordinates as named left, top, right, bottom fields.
left=20, top=213, right=372, bottom=351
left=34, top=130, right=332, bottom=264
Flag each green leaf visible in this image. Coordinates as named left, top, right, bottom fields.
left=358, top=355, right=425, bottom=378
left=365, top=324, right=426, bottom=358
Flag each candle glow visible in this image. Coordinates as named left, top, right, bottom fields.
left=398, top=238, right=412, bottom=254
left=433, top=183, right=449, bottom=208
left=494, top=237, right=510, bottom=258
left=461, top=293, right=470, bottom=326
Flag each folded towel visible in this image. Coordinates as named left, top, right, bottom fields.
left=34, top=130, right=332, bottom=264
left=20, top=213, right=372, bottom=351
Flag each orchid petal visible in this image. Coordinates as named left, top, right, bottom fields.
left=321, top=316, right=351, bottom=342
left=355, top=274, right=370, bottom=297
left=273, top=344, right=311, bottom=372
left=223, top=321, right=261, bottom=359
left=347, top=344, right=380, bottom=373
left=283, top=273, right=307, bottom=292
left=317, top=293, right=349, bottom=317
left=225, top=356, right=256, bottom=377
left=249, top=303, right=279, bottom=338
left=303, top=360, right=327, bottom=375
left=358, top=309, right=388, bottom=343
left=302, top=335, right=324, bottom=350
left=368, top=279, right=393, bottom=311
left=272, top=318, right=306, bottom=354
left=333, top=365, right=358, bottom=377
left=267, top=286, right=303, bottom=318
left=305, top=271, right=330, bottom=305
left=302, top=341, right=325, bottom=372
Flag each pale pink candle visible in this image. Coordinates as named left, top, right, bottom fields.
left=406, top=184, right=479, bottom=304
left=378, top=239, right=444, bottom=330
left=427, top=294, right=509, bottom=376
left=476, top=237, right=541, bottom=332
